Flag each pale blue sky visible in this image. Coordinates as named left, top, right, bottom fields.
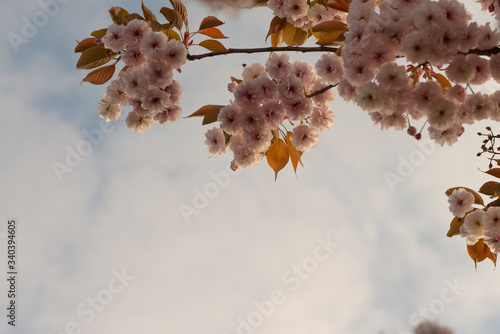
left=1, top=1, right=500, bottom=333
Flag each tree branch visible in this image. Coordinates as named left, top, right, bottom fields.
left=187, top=46, right=339, bottom=61
left=306, top=84, right=336, bottom=98
left=463, top=47, right=500, bottom=56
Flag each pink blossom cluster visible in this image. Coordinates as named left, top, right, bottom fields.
left=448, top=188, right=500, bottom=253
left=205, top=52, right=343, bottom=170
left=97, top=19, right=187, bottom=133
left=338, top=0, right=500, bottom=146
left=267, top=0, right=347, bottom=29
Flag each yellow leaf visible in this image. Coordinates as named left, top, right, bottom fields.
left=266, top=16, right=287, bottom=42
left=199, top=16, right=224, bottom=30
left=76, top=45, right=114, bottom=70
left=315, top=30, right=346, bottom=46
left=266, top=138, right=289, bottom=181
left=81, top=65, right=116, bottom=85
left=91, top=28, right=107, bottom=39
left=286, top=131, right=303, bottom=176
left=445, top=186, right=484, bottom=206
left=199, top=39, right=227, bottom=52
left=282, top=22, right=308, bottom=46
left=167, top=29, right=181, bottom=41
left=198, top=27, right=228, bottom=39
left=271, top=30, right=283, bottom=47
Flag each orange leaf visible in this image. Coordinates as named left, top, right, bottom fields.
left=141, top=1, right=157, bottom=22
left=266, top=138, right=289, bottom=181
left=187, top=105, right=225, bottom=125
left=286, top=131, right=303, bottom=176
left=311, top=20, right=348, bottom=33
left=315, top=30, right=346, bottom=46
left=75, top=38, right=98, bottom=53
left=199, top=39, right=227, bottom=52
left=467, top=239, right=489, bottom=270
left=445, top=187, right=484, bottom=206
left=169, top=0, right=188, bottom=25
left=76, top=45, right=114, bottom=70
left=81, top=65, right=116, bottom=85
left=198, top=27, right=228, bottom=39
left=199, top=16, right=224, bottom=30
left=266, top=16, right=287, bottom=42
left=160, top=7, right=184, bottom=30
left=446, top=216, right=464, bottom=237
left=435, top=73, right=452, bottom=94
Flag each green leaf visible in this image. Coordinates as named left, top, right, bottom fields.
left=198, top=27, right=228, bottom=39
left=76, top=45, right=114, bottom=70
left=81, top=65, right=116, bottom=85
left=199, top=16, right=224, bottom=30
left=199, top=40, right=227, bottom=52
left=266, top=138, right=289, bottom=181
left=445, top=186, right=484, bottom=206
left=160, top=7, right=184, bottom=31
left=479, top=181, right=500, bottom=198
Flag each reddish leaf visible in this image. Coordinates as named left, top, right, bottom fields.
left=141, top=1, right=157, bottom=22
left=199, top=40, right=227, bottom=52
left=199, top=16, right=224, bottom=30
left=81, top=65, right=116, bottom=85
left=76, top=45, right=114, bottom=70
left=445, top=187, right=484, bottom=206
left=267, top=138, right=289, bottom=181
left=160, top=7, right=184, bottom=30
left=198, top=27, right=228, bottom=39
left=170, top=0, right=188, bottom=25
left=75, top=38, right=98, bottom=53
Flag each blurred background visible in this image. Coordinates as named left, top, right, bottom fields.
left=1, top=0, right=499, bottom=333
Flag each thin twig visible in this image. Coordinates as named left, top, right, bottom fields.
left=187, top=46, right=339, bottom=61
left=306, top=84, right=336, bottom=98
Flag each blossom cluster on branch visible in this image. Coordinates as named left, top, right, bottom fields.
left=75, top=0, right=500, bottom=179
